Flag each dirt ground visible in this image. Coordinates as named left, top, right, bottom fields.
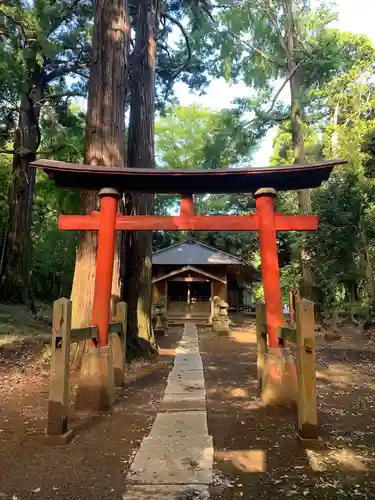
left=201, top=320, right=375, bottom=499
left=1, top=306, right=375, bottom=499
left=0, top=306, right=181, bottom=500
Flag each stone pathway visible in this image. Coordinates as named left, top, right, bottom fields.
left=122, top=323, right=213, bottom=499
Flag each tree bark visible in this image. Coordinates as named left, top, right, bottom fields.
left=123, top=0, right=157, bottom=355
left=0, top=70, right=43, bottom=307
left=284, top=0, right=314, bottom=300
left=70, top=0, right=129, bottom=351
left=359, top=216, right=375, bottom=322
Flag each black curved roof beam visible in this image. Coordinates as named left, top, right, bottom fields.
left=30, top=158, right=346, bottom=194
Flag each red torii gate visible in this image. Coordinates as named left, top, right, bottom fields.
left=31, top=158, right=344, bottom=353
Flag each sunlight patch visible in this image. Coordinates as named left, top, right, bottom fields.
left=316, top=364, right=365, bottom=389
left=306, top=447, right=370, bottom=472
left=215, top=449, right=266, bottom=473
left=229, top=330, right=257, bottom=344
left=230, top=387, right=249, bottom=398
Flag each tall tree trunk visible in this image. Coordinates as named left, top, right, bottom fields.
left=284, top=0, right=314, bottom=300
left=359, top=215, right=375, bottom=323
left=123, top=0, right=157, bottom=355
left=0, top=71, right=42, bottom=307
left=70, top=0, right=129, bottom=362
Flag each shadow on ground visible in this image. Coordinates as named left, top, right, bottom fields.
left=199, top=323, right=375, bottom=499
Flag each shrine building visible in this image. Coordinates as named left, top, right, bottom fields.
left=152, top=239, right=259, bottom=324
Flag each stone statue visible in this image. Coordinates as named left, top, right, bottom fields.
left=212, top=296, right=230, bottom=333
left=153, top=296, right=167, bottom=336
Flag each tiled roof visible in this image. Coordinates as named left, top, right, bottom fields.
left=152, top=240, right=243, bottom=266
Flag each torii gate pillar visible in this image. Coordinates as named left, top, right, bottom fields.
left=254, top=188, right=284, bottom=348
left=255, top=187, right=297, bottom=404
left=92, top=188, right=121, bottom=347
left=75, top=188, right=120, bottom=412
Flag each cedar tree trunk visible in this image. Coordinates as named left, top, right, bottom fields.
left=360, top=215, right=375, bottom=325
left=123, top=0, right=157, bottom=354
left=70, top=0, right=129, bottom=365
left=285, top=0, right=314, bottom=300
left=0, top=70, right=42, bottom=307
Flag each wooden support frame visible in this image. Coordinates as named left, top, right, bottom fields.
left=71, top=325, right=99, bottom=343
left=279, top=325, right=297, bottom=343
left=47, top=298, right=127, bottom=441
left=258, top=299, right=318, bottom=442
left=47, top=298, right=72, bottom=442
left=296, top=299, right=318, bottom=442
left=111, top=302, right=127, bottom=387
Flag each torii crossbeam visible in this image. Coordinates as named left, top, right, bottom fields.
left=31, top=158, right=345, bottom=352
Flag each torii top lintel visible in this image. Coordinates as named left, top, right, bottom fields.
left=30, top=158, right=346, bottom=194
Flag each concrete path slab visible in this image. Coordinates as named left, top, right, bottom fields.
left=165, top=370, right=205, bottom=393
left=159, top=399, right=207, bottom=412
left=178, top=339, right=199, bottom=346
left=175, top=345, right=200, bottom=354
left=123, top=323, right=212, bottom=497
left=146, top=411, right=209, bottom=439
left=173, top=353, right=203, bottom=371
left=122, top=485, right=209, bottom=499
left=129, top=435, right=213, bottom=484
left=163, top=389, right=206, bottom=403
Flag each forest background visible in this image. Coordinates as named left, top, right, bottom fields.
left=0, top=0, right=374, bottom=353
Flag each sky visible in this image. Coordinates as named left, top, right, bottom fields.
left=173, top=0, right=375, bottom=166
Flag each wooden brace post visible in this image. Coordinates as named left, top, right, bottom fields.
left=296, top=299, right=318, bottom=441
left=289, top=289, right=295, bottom=325
left=48, top=298, right=72, bottom=436
left=256, top=303, right=267, bottom=391
left=111, top=302, right=127, bottom=387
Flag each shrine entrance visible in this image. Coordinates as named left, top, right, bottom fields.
left=30, top=157, right=345, bottom=442
left=190, top=282, right=211, bottom=303
left=168, top=280, right=211, bottom=323
left=168, top=281, right=211, bottom=306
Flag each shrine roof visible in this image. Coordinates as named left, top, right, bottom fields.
left=152, top=240, right=243, bottom=266
left=152, top=265, right=227, bottom=284
left=30, top=158, right=346, bottom=194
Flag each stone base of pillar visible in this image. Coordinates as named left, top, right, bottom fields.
left=212, top=320, right=230, bottom=334
left=260, top=348, right=297, bottom=406
left=75, top=344, right=116, bottom=412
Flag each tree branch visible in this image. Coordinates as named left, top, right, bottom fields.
left=274, top=114, right=290, bottom=122
left=261, top=1, right=289, bottom=55
left=203, top=5, right=283, bottom=67
left=44, top=61, right=90, bottom=83
left=160, top=12, right=192, bottom=87
left=161, top=12, right=191, bottom=66
left=226, top=29, right=283, bottom=66
left=35, top=89, right=86, bottom=106
left=37, top=143, right=82, bottom=156
left=48, top=0, right=81, bottom=36
left=265, top=63, right=300, bottom=115
left=0, top=8, right=28, bottom=44
left=1, top=142, right=82, bottom=157
left=0, top=26, right=10, bottom=40
left=157, top=41, right=174, bottom=66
